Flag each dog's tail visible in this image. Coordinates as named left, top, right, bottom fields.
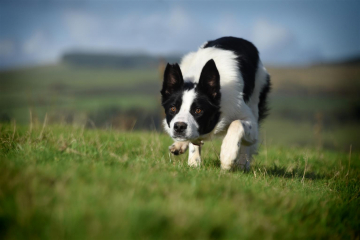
left=258, top=74, right=271, bottom=123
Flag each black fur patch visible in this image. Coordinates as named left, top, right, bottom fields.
left=161, top=63, right=184, bottom=103
left=190, top=93, right=221, bottom=135
left=183, top=81, right=195, bottom=90
left=258, top=74, right=271, bottom=123
left=161, top=63, right=185, bottom=127
left=192, top=59, right=221, bottom=134
left=203, top=37, right=259, bottom=102
left=197, top=59, right=221, bottom=104
left=161, top=91, right=183, bottom=127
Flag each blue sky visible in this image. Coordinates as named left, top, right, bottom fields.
left=0, top=0, right=359, bottom=69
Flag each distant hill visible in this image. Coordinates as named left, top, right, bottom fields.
left=332, top=55, right=360, bottom=65
left=62, top=52, right=181, bottom=69
left=62, top=51, right=360, bottom=70
left=313, top=55, right=360, bottom=66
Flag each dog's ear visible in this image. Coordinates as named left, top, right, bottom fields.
left=161, top=63, right=184, bottom=98
left=197, top=59, right=221, bottom=102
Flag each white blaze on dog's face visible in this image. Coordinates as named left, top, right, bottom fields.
left=161, top=59, right=221, bottom=142
left=167, top=89, right=199, bottom=141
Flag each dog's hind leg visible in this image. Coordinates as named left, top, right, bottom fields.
left=169, top=141, right=189, bottom=155
left=237, top=145, right=256, bottom=171
left=188, top=143, right=201, bottom=167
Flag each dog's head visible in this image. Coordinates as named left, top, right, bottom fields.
left=161, top=59, right=221, bottom=142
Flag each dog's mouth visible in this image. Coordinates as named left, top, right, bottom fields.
left=172, top=132, right=201, bottom=142
left=172, top=134, right=190, bottom=142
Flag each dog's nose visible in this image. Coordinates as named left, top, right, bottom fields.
left=174, top=122, right=188, bottom=133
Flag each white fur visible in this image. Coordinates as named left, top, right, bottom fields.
left=168, top=141, right=189, bottom=155
left=220, top=120, right=243, bottom=170
left=164, top=89, right=200, bottom=141
left=166, top=42, right=270, bottom=170
left=188, top=143, right=201, bottom=167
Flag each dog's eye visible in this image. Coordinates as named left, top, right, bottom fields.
left=195, top=108, right=202, bottom=114
left=170, top=106, right=176, bottom=112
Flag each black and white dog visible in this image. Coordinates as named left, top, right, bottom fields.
left=161, top=37, right=270, bottom=170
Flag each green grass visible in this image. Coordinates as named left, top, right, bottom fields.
left=2, top=95, right=159, bottom=125
left=1, top=124, right=359, bottom=239
left=262, top=116, right=360, bottom=151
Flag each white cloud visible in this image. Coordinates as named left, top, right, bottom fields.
left=110, top=6, right=208, bottom=53
left=20, top=30, right=61, bottom=65
left=61, top=7, right=214, bottom=54
left=212, top=17, right=323, bottom=65
left=214, top=17, right=296, bottom=55
left=0, top=39, right=14, bottom=57
left=248, top=19, right=323, bottom=65
left=251, top=19, right=295, bottom=53
left=169, top=7, right=192, bottom=32
left=214, top=14, right=250, bottom=38
left=63, top=11, right=104, bottom=47
left=23, top=30, right=48, bottom=55
left=1, top=9, right=324, bottom=69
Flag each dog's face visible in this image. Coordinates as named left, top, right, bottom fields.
left=161, top=59, right=221, bottom=142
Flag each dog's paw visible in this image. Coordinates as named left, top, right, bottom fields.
left=220, top=139, right=240, bottom=170
left=188, top=157, right=201, bottom=167
left=169, top=141, right=189, bottom=155
left=237, top=153, right=250, bottom=171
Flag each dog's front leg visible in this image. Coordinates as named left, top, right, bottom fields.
left=169, top=141, right=189, bottom=155
left=188, top=142, right=201, bottom=167
left=220, top=119, right=258, bottom=170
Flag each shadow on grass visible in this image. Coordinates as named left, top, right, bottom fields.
left=192, top=156, right=327, bottom=180
left=254, top=164, right=326, bottom=180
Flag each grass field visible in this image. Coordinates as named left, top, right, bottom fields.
left=1, top=63, right=360, bottom=152
left=1, top=123, right=359, bottom=239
